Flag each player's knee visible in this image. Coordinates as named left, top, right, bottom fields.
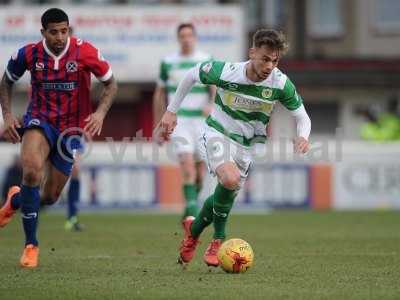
left=181, top=160, right=196, bottom=182
left=220, top=172, right=241, bottom=190
left=22, top=159, right=43, bottom=185
left=182, top=168, right=196, bottom=182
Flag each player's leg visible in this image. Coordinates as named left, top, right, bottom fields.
left=65, top=159, right=83, bottom=231
left=178, top=127, right=239, bottom=265
left=194, top=127, right=247, bottom=266
left=18, top=129, right=50, bottom=268
left=41, top=134, right=82, bottom=208
left=191, top=161, right=240, bottom=239
left=40, top=162, right=70, bottom=208
left=179, top=152, right=198, bottom=219
left=202, top=162, right=241, bottom=266
left=178, top=161, right=240, bottom=265
left=172, top=119, right=200, bottom=220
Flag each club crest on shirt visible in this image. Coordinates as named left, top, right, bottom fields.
left=66, top=61, right=78, bottom=73
left=261, top=88, right=273, bottom=99
left=226, top=83, right=239, bottom=91
left=35, top=62, right=44, bottom=71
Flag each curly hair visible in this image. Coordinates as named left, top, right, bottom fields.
left=253, top=29, right=289, bottom=54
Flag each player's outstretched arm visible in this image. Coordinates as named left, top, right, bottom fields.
left=291, top=104, right=311, bottom=154
left=152, top=86, right=167, bottom=127
left=84, top=75, right=118, bottom=137
left=0, top=73, right=21, bottom=143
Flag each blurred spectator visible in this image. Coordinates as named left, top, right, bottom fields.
left=1, top=155, right=22, bottom=203
left=359, top=98, right=400, bottom=141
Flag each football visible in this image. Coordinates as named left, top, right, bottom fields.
left=217, top=238, right=254, bottom=273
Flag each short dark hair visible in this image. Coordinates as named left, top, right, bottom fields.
left=253, top=29, right=288, bottom=54
left=41, top=8, right=69, bottom=30
left=177, top=23, right=196, bottom=36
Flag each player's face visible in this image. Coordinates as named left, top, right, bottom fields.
left=249, top=46, right=280, bottom=81
left=41, top=22, right=69, bottom=55
left=178, top=27, right=196, bottom=54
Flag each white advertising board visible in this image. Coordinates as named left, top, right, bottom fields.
left=0, top=5, right=245, bottom=82
left=334, top=162, right=400, bottom=209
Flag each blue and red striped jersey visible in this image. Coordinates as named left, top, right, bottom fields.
left=6, top=36, right=112, bottom=133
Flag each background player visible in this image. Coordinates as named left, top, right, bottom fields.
left=153, top=23, right=215, bottom=220
left=64, top=153, right=83, bottom=231
left=158, top=29, right=311, bottom=267
left=0, top=8, right=118, bottom=268
left=64, top=26, right=84, bottom=232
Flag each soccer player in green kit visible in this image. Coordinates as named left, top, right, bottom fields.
left=157, top=29, right=311, bottom=267
left=153, top=23, right=215, bottom=220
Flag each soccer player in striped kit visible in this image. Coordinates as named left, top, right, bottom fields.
left=158, top=29, right=311, bottom=267
left=153, top=23, right=215, bottom=221
left=0, top=8, right=118, bottom=268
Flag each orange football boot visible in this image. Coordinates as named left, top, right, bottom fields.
left=20, top=244, right=39, bottom=268
left=0, top=186, right=20, bottom=227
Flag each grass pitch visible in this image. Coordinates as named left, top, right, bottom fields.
left=1, top=211, right=399, bottom=300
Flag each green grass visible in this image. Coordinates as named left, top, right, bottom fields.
left=1, top=211, right=400, bottom=300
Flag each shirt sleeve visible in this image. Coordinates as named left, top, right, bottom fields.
left=279, top=77, right=303, bottom=111
left=157, top=60, right=168, bottom=87
left=290, top=104, right=311, bottom=140
left=198, top=60, right=225, bottom=85
left=5, top=47, right=28, bottom=82
left=83, top=42, right=112, bottom=82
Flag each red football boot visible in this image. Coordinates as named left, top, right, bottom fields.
left=178, top=216, right=199, bottom=265
left=203, top=239, right=223, bottom=267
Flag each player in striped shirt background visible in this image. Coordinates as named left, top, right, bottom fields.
left=153, top=23, right=216, bottom=222
left=157, top=29, right=311, bottom=268
left=0, top=8, right=118, bottom=268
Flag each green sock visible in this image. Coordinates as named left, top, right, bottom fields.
left=183, top=184, right=198, bottom=218
left=191, top=194, right=214, bottom=238
left=212, top=183, right=237, bottom=240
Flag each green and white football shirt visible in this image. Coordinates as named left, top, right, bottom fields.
left=158, top=51, right=212, bottom=117
left=198, top=61, right=303, bottom=146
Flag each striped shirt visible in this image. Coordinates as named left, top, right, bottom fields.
left=198, top=61, right=303, bottom=146
left=158, top=51, right=211, bottom=117
left=5, top=36, right=112, bottom=133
